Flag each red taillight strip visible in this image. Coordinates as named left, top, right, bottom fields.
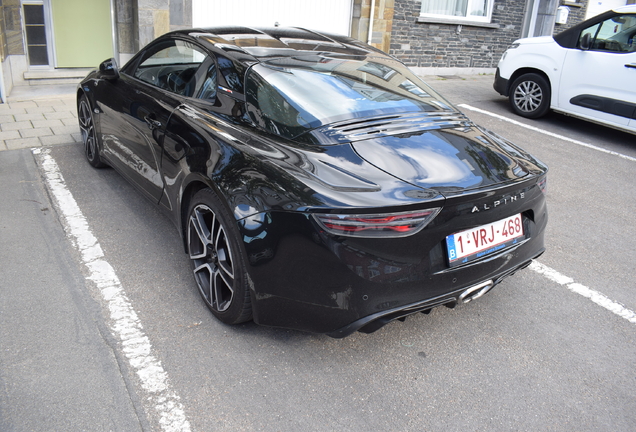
left=538, top=176, right=547, bottom=194
left=313, top=208, right=441, bottom=238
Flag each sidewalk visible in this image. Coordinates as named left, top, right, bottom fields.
left=0, top=84, right=80, bottom=152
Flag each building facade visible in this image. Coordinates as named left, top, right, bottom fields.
left=378, top=0, right=595, bottom=73
left=1, top=0, right=192, bottom=100
left=2, top=0, right=633, bottom=101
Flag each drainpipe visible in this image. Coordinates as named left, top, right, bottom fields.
left=367, top=0, right=376, bottom=44
left=0, top=60, right=6, bottom=103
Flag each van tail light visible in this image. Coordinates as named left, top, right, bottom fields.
left=313, top=208, right=441, bottom=238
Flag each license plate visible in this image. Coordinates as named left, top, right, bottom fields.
left=446, top=214, right=524, bottom=267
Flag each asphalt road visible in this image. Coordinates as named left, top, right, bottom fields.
left=2, top=75, right=635, bottom=431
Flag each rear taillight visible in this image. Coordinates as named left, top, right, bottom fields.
left=313, top=208, right=441, bottom=238
left=538, top=176, right=547, bottom=194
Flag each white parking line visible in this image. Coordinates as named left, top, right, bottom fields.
left=455, top=105, right=636, bottom=324
left=33, top=148, right=191, bottom=432
left=458, top=104, right=636, bottom=163
left=529, top=261, right=636, bottom=325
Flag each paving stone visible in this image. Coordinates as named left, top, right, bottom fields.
left=51, top=125, right=80, bottom=135
left=60, top=97, right=78, bottom=106
left=40, top=134, right=75, bottom=145
left=44, top=111, right=76, bottom=120
left=0, top=115, right=15, bottom=123
left=0, top=130, right=21, bottom=141
left=1, top=121, right=33, bottom=132
left=5, top=101, right=38, bottom=109
left=0, top=106, right=27, bottom=115
left=14, top=113, right=46, bottom=122
left=36, top=99, right=65, bottom=107
left=61, top=118, right=79, bottom=126
left=71, top=133, right=83, bottom=143
left=32, top=119, right=64, bottom=128
left=20, top=127, right=53, bottom=138
left=0, top=141, right=7, bottom=151
left=53, top=104, right=78, bottom=112
left=5, top=137, right=41, bottom=150
left=25, top=106, right=56, bottom=114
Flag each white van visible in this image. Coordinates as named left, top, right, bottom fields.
left=494, top=5, right=636, bottom=134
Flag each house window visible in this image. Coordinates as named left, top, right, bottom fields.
left=23, top=2, right=50, bottom=66
left=420, top=0, right=494, bottom=23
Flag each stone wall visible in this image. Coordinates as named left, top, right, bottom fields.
left=0, top=0, right=25, bottom=61
left=389, top=0, right=527, bottom=69
left=387, top=0, right=593, bottom=71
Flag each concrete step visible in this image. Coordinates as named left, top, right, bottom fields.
left=23, top=68, right=94, bottom=85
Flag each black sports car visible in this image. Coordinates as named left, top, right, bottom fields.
left=78, top=27, right=547, bottom=337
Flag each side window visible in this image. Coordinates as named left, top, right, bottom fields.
left=132, top=40, right=207, bottom=96
left=579, top=15, right=636, bottom=53
left=217, top=55, right=245, bottom=93
left=198, top=63, right=218, bottom=101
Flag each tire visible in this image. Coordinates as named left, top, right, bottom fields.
left=186, top=189, right=252, bottom=324
left=509, top=73, right=551, bottom=119
left=77, top=95, right=105, bottom=168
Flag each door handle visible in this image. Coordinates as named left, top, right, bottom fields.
left=144, top=116, right=162, bottom=129
left=625, top=63, right=636, bottom=69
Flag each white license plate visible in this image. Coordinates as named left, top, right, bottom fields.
left=446, top=214, right=524, bottom=267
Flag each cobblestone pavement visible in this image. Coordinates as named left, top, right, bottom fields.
left=0, top=88, right=80, bottom=152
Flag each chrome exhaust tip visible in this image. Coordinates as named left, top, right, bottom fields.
left=458, top=280, right=494, bottom=304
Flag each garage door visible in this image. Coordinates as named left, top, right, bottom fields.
left=192, top=0, right=353, bottom=36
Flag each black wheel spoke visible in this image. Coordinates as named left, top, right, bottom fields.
left=189, top=209, right=212, bottom=260
left=193, top=262, right=213, bottom=303
left=78, top=97, right=103, bottom=166
left=187, top=202, right=236, bottom=314
left=213, top=269, right=232, bottom=312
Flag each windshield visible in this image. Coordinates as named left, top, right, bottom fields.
left=245, top=56, right=454, bottom=140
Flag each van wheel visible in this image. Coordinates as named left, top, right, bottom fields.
left=509, top=73, right=551, bottom=119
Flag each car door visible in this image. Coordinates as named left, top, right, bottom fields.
left=98, top=38, right=207, bottom=202
left=159, top=54, right=253, bottom=213
left=557, top=13, right=636, bottom=129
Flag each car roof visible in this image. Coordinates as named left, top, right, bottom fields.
left=614, top=5, right=636, bottom=13
left=165, top=26, right=389, bottom=65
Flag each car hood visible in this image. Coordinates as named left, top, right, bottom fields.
left=349, top=125, right=543, bottom=195
left=515, top=35, right=556, bottom=46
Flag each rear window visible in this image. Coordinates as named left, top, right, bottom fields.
left=245, top=57, right=453, bottom=140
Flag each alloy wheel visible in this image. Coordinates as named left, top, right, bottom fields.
left=513, top=80, right=543, bottom=114
left=78, top=98, right=99, bottom=163
left=188, top=204, right=235, bottom=312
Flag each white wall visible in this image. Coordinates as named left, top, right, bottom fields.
left=585, top=0, right=629, bottom=19
left=192, top=0, right=353, bottom=36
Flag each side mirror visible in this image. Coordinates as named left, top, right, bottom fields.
left=580, top=33, right=591, bottom=50
left=98, top=58, right=119, bottom=80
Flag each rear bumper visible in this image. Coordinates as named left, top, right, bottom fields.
left=244, top=179, right=548, bottom=337
left=327, top=250, right=543, bottom=338
left=493, top=68, right=509, bottom=96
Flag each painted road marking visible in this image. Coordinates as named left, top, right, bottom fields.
left=458, top=104, right=636, bottom=163
left=530, top=261, right=636, bottom=325
left=455, top=105, right=636, bottom=324
left=33, top=148, right=191, bottom=432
